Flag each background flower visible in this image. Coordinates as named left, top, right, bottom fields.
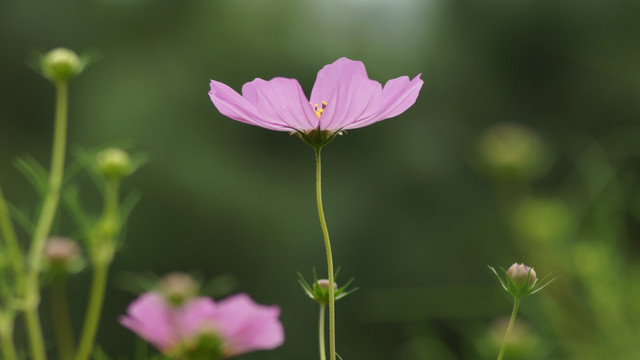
left=120, top=292, right=283, bottom=358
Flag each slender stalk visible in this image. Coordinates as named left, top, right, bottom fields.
left=314, top=148, right=336, bottom=360
left=0, top=313, right=19, bottom=360
left=0, top=186, right=25, bottom=289
left=23, top=79, right=69, bottom=360
left=74, top=262, right=109, bottom=360
left=497, top=298, right=521, bottom=360
left=50, top=277, right=75, bottom=360
left=75, top=180, right=119, bottom=360
left=318, top=304, right=326, bottom=360
left=0, top=188, right=21, bottom=360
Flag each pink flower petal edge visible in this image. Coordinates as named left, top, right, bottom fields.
left=209, top=57, right=422, bottom=133
left=211, top=293, right=284, bottom=356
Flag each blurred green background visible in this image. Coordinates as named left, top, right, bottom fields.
left=2, top=0, right=640, bottom=359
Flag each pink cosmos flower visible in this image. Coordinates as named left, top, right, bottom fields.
left=120, top=292, right=284, bottom=358
left=208, top=58, right=422, bottom=136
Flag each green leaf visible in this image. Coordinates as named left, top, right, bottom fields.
left=6, top=202, right=34, bottom=236
left=12, top=156, right=48, bottom=195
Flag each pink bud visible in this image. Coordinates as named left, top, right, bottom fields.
left=316, top=279, right=338, bottom=291
left=506, top=263, right=537, bottom=287
left=158, top=272, right=199, bottom=306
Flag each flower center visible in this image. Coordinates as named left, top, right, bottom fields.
left=312, top=101, right=327, bottom=119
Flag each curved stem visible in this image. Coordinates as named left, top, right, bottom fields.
left=50, top=277, right=75, bottom=360
left=497, top=298, right=521, bottom=360
left=319, top=304, right=326, bottom=360
left=24, top=79, right=69, bottom=360
left=314, top=148, right=336, bottom=360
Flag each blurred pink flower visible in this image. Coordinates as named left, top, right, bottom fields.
left=120, top=292, right=284, bottom=357
left=209, top=58, right=422, bottom=133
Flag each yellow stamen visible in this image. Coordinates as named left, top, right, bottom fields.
left=312, top=101, right=328, bottom=119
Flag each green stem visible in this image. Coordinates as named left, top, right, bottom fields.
left=50, top=277, right=75, bottom=360
left=497, top=298, right=521, bottom=360
left=24, top=79, right=69, bottom=360
left=0, top=312, right=18, bottom=360
left=74, top=262, right=109, bottom=360
left=314, top=148, right=336, bottom=360
left=0, top=186, right=25, bottom=291
left=319, top=304, right=326, bottom=360
left=75, top=180, right=119, bottom=360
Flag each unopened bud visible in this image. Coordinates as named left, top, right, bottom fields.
left=299, top=272, right=357, bottom=306
left=315, top=279, right=338, bottom=291
left=96, top=148, right=132, bottom=180
left=506, top=263, right=537, bottom=287
left=159, top=272, right=199, bottom=306
left=489, top=263, right=552, bottom=300
left=43, top=237, right=84, bottom=275
left=41, top=48, right=85, bottom=82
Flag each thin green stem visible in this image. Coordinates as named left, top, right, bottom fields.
left=50, top=277, right=75, bottom=360
left=0, top=187, right=24, bottom=359
left=319, top=304, right=326, bottom=360
left=24, top=79, right=69, bottom=360
left=497, top=298, right=521, bottom=360
left=74, top=262, right=109, bottom=360
left=314, top=148, right=336, bottom=360
left=0, top=186, right=25, bottom=290
left=75, top=180, right=119, bottom=360
left=0, top=312, right=19, bottom=360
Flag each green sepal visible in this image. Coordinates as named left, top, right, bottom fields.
left=298, top=268, right=358, bottom=306
left=294, top=129, right=344, bottom=150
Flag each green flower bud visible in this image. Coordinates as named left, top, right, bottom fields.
left=298, top=272, right=357, bottom=306
left=316, top=279, right=338, bottom=292
left=489, top=263, right=553, bottom=300
left=96, top=148, right=132, bottom=180
left=40, top=48, right=85, bottom=82
left=43, top=237, right=85, bottom=275
left=159, top=272, right=199, bottom=307
left=506, top=263, right=537, bottom=288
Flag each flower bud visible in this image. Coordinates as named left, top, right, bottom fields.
left=159, top=272, right=199, bottom=307
left=41, top=48, right=85, bottom=82
left=506, top=263, right=537, bottom=287
left=43, top=237, right=84, bottom=275
left=315, top=279, right=338, bottom=292
left=96, top=148, right=132, bottom=180
left=489, top=263, right=552, bottom=300
left=299, top=272, right=357, bottom=306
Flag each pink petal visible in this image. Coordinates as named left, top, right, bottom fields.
left=344, top=74, right=423, bottom=130
left=173, top=297, right=218, bottom=340
left=310, top=58, right=369, bottom=106
left=241, top=78, right=319, bottom=131
left=119, top=292, right=176, bottom=351
left=211, top=293, right=284, bottom=356
left=209, top=80, right=289, bottom=131
left=318, top=73, right=383, bottom=131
